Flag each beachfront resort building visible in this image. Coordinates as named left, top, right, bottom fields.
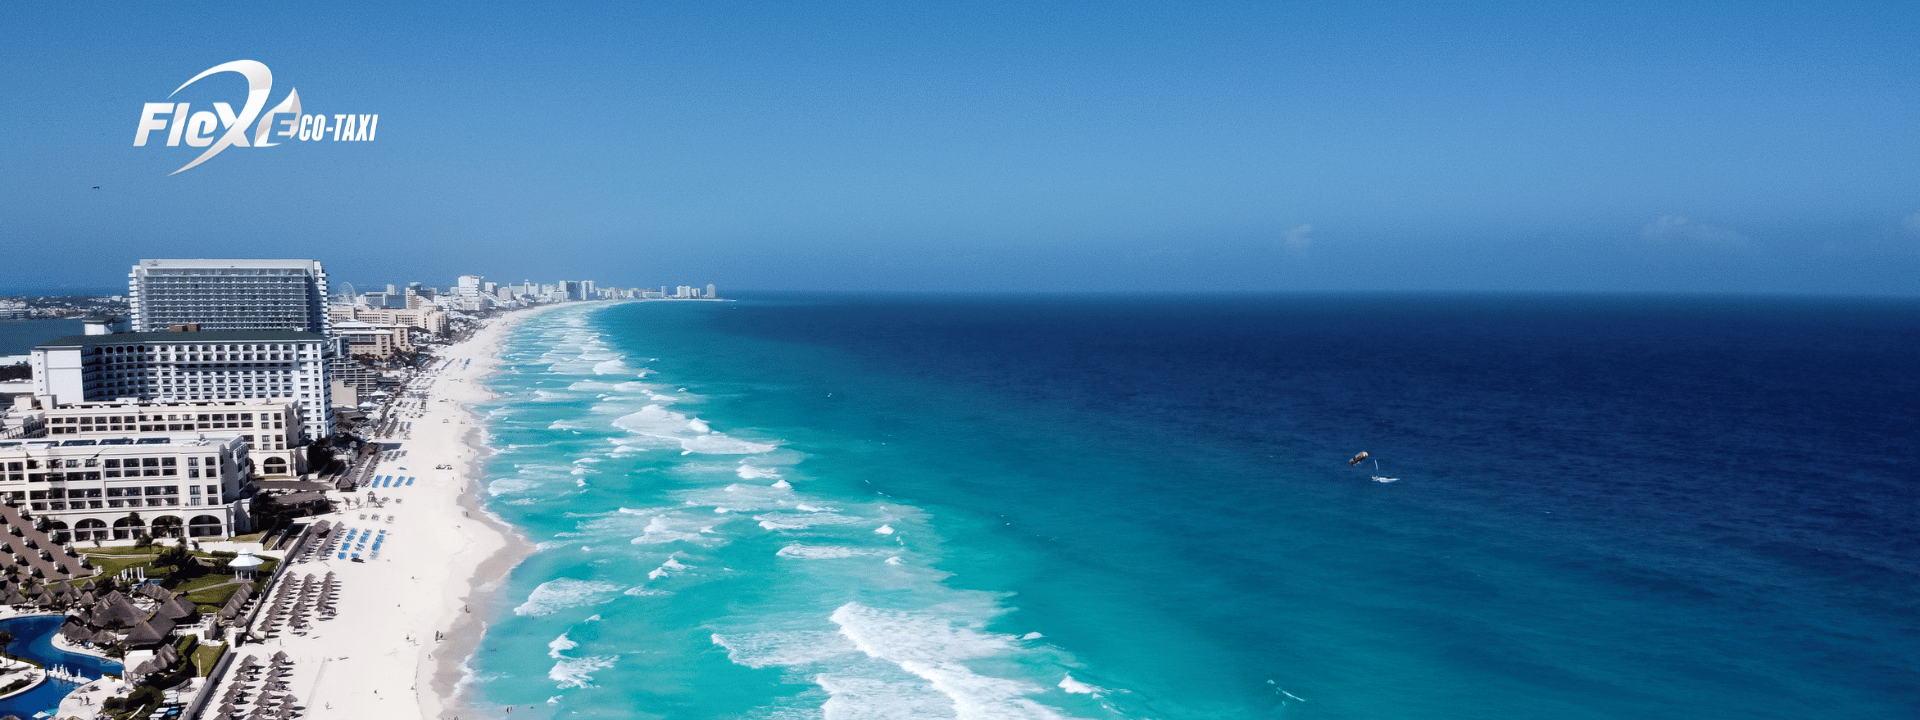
left=24, top=398, right=304, bottom=477
left=328, top=305, right=447, bottom=336
left=0, top=433, right=254, bottom=540
left=332, top=321, right=411, bottom=360
left=28, top=330, right=335, bottom=442
left=128, top=258, right=332, bottom=334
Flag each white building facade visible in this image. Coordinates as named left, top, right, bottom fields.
left=34, top=398, right=304, bottom=477
left=30, top=331, right=335, bottom=442
left=0, top=434, right=253, bottom=541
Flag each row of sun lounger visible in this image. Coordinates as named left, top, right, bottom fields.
left=366, top=475, right=416, bottom=488
left=330, top=527, right=389, bottom=561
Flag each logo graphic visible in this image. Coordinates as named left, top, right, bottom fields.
left=133, top=60, right=379, bottom=175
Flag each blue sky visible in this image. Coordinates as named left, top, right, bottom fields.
left=3, top=1, right=1917, bottom=294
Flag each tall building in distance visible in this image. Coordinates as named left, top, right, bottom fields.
left=129, top=259, right=331, bottom=334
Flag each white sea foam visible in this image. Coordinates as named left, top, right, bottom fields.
left=709, top=631, right=857, bottom=669
left=796, top=503, right=839, bottom=513
left=1020, top=632, right=1043, bottom=640
left=593, top=358, right=631, bottom=375
left=613, top=405, right=777, bottom=455
left=777, top=545, right=874, bottom=559
left=487, top=478, right=537, bottom=496
left=1057, top=673, right=1103, bottom=695
left=875, top=524, right=896, bottom=535
left=648, top=556, right=693, bottom=580
left=757, top=512, right=863, bottom=531
left=549, top=655, right=616, bottom=689
left=818, top=675, right=959, bottom=720
left=514, top=579, right=625, bottom=616
left=737, top=463, right=782, bottom=480
left=830, top=602, right=1087, bottom=720
left=625, top=587, right=673, bottom=597
left=548, top=632, right=579, bottom=659
left=629, top=515, right=712, bottom=545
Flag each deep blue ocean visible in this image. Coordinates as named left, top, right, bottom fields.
left=466, top=294, right=1918, bottom=720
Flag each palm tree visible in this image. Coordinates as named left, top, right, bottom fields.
left=0, top=629, right=14, bottom=662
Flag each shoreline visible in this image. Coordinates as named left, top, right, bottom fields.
left=177, top=301, right=584, bottom=720
left=416, top=301, right=577, bottom=720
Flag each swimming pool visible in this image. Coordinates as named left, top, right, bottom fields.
left=0, top=614, right=123, bottom=718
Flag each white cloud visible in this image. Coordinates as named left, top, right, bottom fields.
left=1902, top=212, right=1920, bottom=236
left=1640, top=215, right=1749, bottom=249
left=1282, top=223, right=1313, bottom=251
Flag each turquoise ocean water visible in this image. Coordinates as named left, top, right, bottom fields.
left=465, top=296, right=1918, bottom=719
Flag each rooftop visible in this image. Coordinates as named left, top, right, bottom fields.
left=34, top=330, right=326, bottom=348
left=0, top=433, right=238, bottom=450
left=136, top=259, right=324, bottom=270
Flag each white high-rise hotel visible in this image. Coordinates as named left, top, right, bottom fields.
left=128, top=259, right=332, bottom=334
left=30, top=259, right=337, bottom=443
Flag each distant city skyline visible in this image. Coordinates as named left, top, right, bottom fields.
left=3, top=3, right=1918, bottom=295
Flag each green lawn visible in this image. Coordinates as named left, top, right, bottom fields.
left=191, top=643, right=224, bottom=677
left=83, top=549, right=162, bottom=578
left=170, top=573, right=233, bottom=595
left=81, top=550, right=277, bottom=607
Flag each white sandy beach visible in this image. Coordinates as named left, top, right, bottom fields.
left=195, top=303, right=567, bottom=720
